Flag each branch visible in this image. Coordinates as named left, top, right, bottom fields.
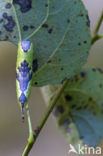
left=22, top=104, right=34, bottom=156
left=93, top=10, right=103, bottom=36
left=22, top=80, right=69, bottom=156
left=91, top=34, right=103, bottom=45
left=92, top=10, right=103, bottom=45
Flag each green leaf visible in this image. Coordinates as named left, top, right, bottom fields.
left=52, top=68, right=103, bottom=147
left=0, top=0, right=49, bottom=43
left=42, top=68, right=103, bottom=147
left=0, top=0, right=91, bottom=86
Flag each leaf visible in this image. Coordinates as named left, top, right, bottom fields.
left=0, top=0, right=91, bottom=86
left=42, top=68, right=103, bottom=147
left=0, top=0, right=49, bottom=43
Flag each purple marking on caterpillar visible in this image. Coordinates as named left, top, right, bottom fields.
left=16, top=60, right=32, bottom=92
left=16, top=60, right=32, bottom=111
left=21, top=41, right=31, bottom=52
left=19, top=93, right=27, bottom=104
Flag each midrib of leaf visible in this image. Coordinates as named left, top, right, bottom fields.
left=25, top=0, right=50, bottom=41
left=32, top=14, right=89, bottom=80
left=32, top=26, right=72, bottom=78
left=12, top=0, right=50, bottom=41
left=49, top=0, right=67, bottom=16
left=12, top=3, right=21, bottom=41
left=25, top=0, right=69, bottom=41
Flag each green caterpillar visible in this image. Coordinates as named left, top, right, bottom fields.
left=16, top=41, right=34, bottom=120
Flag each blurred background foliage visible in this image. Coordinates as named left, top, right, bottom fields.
left=0, top=0, right=103, bottom=156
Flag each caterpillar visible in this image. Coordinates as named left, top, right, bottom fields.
left=16, top=41, right=34, bottom=120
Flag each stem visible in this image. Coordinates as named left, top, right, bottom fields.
left=38, top=80, right=68, bottom=134
left=22, top=104, right=34, bottom=156
left=92, top=10, right=103, bottom=45
left=26, top=105, right=33, bottom=135
left=91, top=34, right=103, bottom=45
left=93, top=10, right=103, bottom=36
left=22, top=80, right=69, bottom=156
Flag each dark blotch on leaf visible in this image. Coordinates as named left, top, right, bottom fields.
left=76, top=106, right=82, bottom=110
left=86, top=15, right=90, bottom=27
left=23, top=25, right=29, bottom=31
left=61, top=77, right=68, bottom=84
left=0, top=31, right=2, bottom=35
left=48, top=28, right=53, bottom=34
left=2, top=12, right=8, bottom=18
left=71, top=104, right=77, bottom=109
left=65, top=95, right=72, bottom=101
left=30, top=25, right=35, bottom=29
left=80, top=14, right=84, bottom=16
left=3, top=14, right=16, bottom=32
left=60, top=119, right=71, bottom=127
left=0, top=19, right=3, bottom=23
left=84, top=41, right=87, bottom=44
left=34, top=82, right=38, bottom=85
left=14, top=0, right=32, bottom=13
left=45, top=3, right=48, bottom=7
left=80, top=136, right=84, bottom=139
left=61, top=67, right=64, bottom=71
left=99, top=84, right=102, bottom=88
left=88, top=97, right=92, bottom=101
left=92, top=68, right=96, bottom=72
left=57, top=105, right=64, bottom=113
left=42, top=24, right=48, bottom=28
left=47, top=60, right=52, bottom=63
left=80, top=72, right=86, bottom=77
left=98, top=68, right=103, bottom=73
left=5, top=3, right=11, bottom=9
left=67, top=19, right=70, bottom=23
left=78, top=42, right=81, bottom=46
left=32, top=59, right=38, bottom=73
left=53, top=105, right=64, bottom=116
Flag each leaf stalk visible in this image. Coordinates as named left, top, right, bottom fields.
left=22, top=80, right=68, bottom=156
